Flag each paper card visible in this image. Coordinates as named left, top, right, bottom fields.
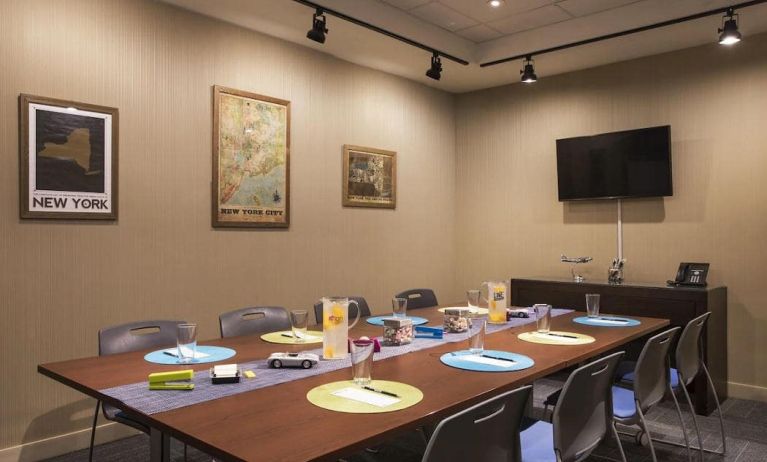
left=459, top=355, right=516, bottom=368
left=331, top=387, right=401, bottom=408
left=162, top=348, right=210, bottom=359
left=533, top=333, right=581, bottom=344
left=294, top=331, right=320, bottom=340
left=593, top=318, right=629, bottom=325
left=213, top=364, right=238, bottom=377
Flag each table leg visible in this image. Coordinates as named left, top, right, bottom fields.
left=150, top=427, right=170, bottom=462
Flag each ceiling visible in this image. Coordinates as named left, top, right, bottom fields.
left=159, top=0, right=767, bottom=93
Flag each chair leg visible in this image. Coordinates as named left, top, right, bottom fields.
left=612, top=421, right=628, bottom=462
left=679, top=374, right=705, bottom=461
left=701, top=362, right=727, bottom=455
left=670, top=381, right=693, bottom=462
left=637, top=405, right=658, bottom=462
left=89, top=401, right=100, bottom=462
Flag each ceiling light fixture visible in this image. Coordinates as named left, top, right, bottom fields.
left=306, top=8, right=328, bottom=44
left=488, top=0, right=505, bottom=8
left=520, top=56, right=537, bottom=83
left=426, top=53, right=443, bottom=81
left=718, top=8, right=742, bottom=45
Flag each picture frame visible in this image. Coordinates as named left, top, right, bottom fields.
left=212, top=85, right=290, bottom=228
left=342, top=145, right=397, bottom=209
left=19, top=94, right=119, bottom=220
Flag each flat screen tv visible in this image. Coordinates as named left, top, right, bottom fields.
left=556, top=125, right=673, bottom=201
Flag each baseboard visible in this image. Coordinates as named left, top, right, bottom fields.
left=729, top=381, right=767, bottom=403
left=0, top=422, right=140, bottom=462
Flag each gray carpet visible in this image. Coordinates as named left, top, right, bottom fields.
left=46, top=377, right=767, bottom=462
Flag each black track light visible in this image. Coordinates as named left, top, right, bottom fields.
left=307, top=8, right=328, bottom=44
left=426, top=53, right=442, bottom=81
left=719, top=8, right=741, bottom=45
left=520, top=56, right=537, bottom=83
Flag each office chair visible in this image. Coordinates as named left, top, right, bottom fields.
left=313, top=296, right=371, bottom=325
left=395, top=288, right=438, bottom=310
left=219, top=306, right=290, bottom=338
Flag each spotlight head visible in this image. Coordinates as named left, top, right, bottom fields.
left=520, top=56, right=537, bottom=83
left=426, top=53, right=442, bottom=81
left=718, top=8, right=741, bottom=45
left=307, top=9, right=328, bottom=44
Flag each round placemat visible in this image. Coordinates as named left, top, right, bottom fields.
left=144, top=346, right=236, bottom=365
left=518, top=331, right=595, bottom=345
left=440, top=350, right=535, bottom=372
left=260, top=330, right=324, bottom=344
left=366, top=316, right=429, bottom=326
left=437, top=307, right=489, bottom=315
left=573, top=316, right=640, bottom=327
left=307, top=380, right=423, bottom=413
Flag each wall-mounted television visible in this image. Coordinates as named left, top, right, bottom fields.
left=556, top=125, right=673, bottom=201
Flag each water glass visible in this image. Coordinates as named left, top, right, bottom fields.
left=392, top=297, right=407, bottom=319
left=533, top=304, right=552, bottom=333
left=350, top=340, right=374, bottom=386
left=290, top=309, right=309, bottom=341
left=586, top=294, right=601, bottom=318
left=177, top=323, right=198, bottom=364
left=467, top=290, right=481, bottom=309
left=467, top=318, right=486, bottom=354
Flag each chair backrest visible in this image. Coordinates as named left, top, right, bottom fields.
left=634, top=327, right=681, bottom=411
left=395, top=288, right=438, bottom=310
left=219, top=306, right=291, bottom=338
left=313, top=296, right=371, bottom=325
left=552, top=351, right=624, bottom=462
left=675, top=312, right=710, bottom=386
left=98, top=320, right=185, bottom=356
left=423, top=385, right=531, bottom=462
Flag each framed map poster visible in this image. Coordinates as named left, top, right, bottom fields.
left=342, top=145, right=396, bottom=209
left=19, top=94, right=118, bottom=220
left=212, top=86, right=290, bottom=228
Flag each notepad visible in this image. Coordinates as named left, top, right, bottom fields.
left=331, top=387, right=401, bottom=408
left=592, top=318, right=630, bottom=325
left=162, top=348, right=210, bottom=359
left=293, top=331, right=320, bottom=340
left=459, top=355, right=516, bottom=368
left=213, top=364, right=238, bottom=377
left=533, top=333, right=581, bottom=344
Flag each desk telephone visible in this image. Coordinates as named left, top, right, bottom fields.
left=668, top=262, right=709, bottom=287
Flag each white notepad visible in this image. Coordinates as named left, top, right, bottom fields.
left=459, top=355, right=516, bottom=368
left=332, top=387, right=401, bottom=408
left=213, top=364, right=238, bottom=377
left=163, top=348, right=210, bottom=359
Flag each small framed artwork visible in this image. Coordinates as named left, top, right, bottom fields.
left=212, top=85, right=290, bottom=228
left=19, top=94, right=118, bottom=220
left=342, top=145, right=396, bottom=209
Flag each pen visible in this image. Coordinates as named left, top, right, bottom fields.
left=363, top=386, right=400, bottom=398
left=597, top=316, right=628, bottom=322
left=481, top=354, right=517, bottom=363
left=163, top=351, right=178, bottom=357
left=544, top=332, right=579, bottom=339
left=281, top=333, right=295, bottom=338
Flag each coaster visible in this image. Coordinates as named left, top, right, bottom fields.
left=437, top=307, right=489, bottom=315
left=573, top=316, right=640, bottom=327
left=366, top=316, right=429, bottom=326
left=518, top=331, right=595, bottom=345
left=144, top=346, right=236, bottom=365
left=440, top=350, right=535, bottom=372
left=307, top=380, right=423, bottom=414
left=260, top=330, right=324, bottom=344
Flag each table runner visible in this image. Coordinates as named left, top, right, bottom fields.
left=100, top=309, right=571, bottom=415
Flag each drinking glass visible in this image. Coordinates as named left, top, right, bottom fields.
left=533, top=304, right=552, bottom=333
left=392, top=297, right=407, bottom=319
left=467, top=318, right=486, bottom=355
left=177, top=323, right=198, bottom=364
left=467, top=290, right=481, bottom=310
left=350, top=340, right=374, bottom=386
left=586, top=294, right=601, bottom=318
left=290, top=309, right=309, bottom=341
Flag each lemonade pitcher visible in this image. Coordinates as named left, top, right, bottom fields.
left=321, top=297, right=361, bottom=360
left=481, top=281, right=508, bottom=324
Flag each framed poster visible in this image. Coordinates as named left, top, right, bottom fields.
left=19, top=94, right=118, bottom=220
left=212, top=86, right=290, bottom=228
left=342, top=145, right=396, bottom=209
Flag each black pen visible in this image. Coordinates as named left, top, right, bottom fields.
left=163, top=351, right=178, bottom=357
left=544, top=332, right=578, bottom=339
left=597, top=317, right=629, bottom=323
left=363, top=386, right=400, bottom=398
left=481, top=354, right=517, bottom=363
left=281, top=333, right=294, bottom=338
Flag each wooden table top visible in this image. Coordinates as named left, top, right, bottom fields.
left=39, top=308, right=669, bottom=462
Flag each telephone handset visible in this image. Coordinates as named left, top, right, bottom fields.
left=667, top=262, right=709, bottom=287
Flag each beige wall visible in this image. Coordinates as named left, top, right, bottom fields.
left=455, top=34, right=767, bottom=401
left=0, top=0, right=458, bottom=451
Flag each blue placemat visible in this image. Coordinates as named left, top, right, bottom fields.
left=366, top=316, right=429, bottom=326
left=440, top=350, right=535, bottom=372
left=573, top=316, right=640, bottom=327
left=144, top=346, right=236, bottom=365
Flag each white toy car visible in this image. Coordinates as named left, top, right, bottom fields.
left=267, top=352, right=320, bottom=369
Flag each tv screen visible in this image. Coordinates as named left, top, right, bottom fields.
left=556, top=125, right=673, bottom=201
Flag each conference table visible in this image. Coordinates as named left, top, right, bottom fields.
left=38, top=307, right=668, bottom=462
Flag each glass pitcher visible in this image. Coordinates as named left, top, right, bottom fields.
left=481, top=280, right=508, bottom=324
left=321, top=297, right=361, bottom=360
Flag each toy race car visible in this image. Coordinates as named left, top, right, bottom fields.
left=267, top=352, right=320, bottom=369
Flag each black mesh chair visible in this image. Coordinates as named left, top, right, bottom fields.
left=219, top=306, right=291, bottom=338
left=313, top=296, right=371, bottom=325
left=423, top=385, right=531, bottom=462
left=522, top=351, right=627, bottom=462
left=395, top=288, right=438, bottom=310
left=90, top=320, right=185, bottom=462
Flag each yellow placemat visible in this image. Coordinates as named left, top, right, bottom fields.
left=437, top=306, right=489, bottom=315
left=518, top=331, right=595, bottom=345
left=307, top=380, right=423, bottom=414
left=260, top=331, right=324, bottom=344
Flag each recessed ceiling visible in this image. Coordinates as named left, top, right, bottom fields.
left=159, top=0, right=767, bottom=93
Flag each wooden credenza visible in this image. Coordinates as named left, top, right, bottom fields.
left=511, top=277, right=727, bottom=416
